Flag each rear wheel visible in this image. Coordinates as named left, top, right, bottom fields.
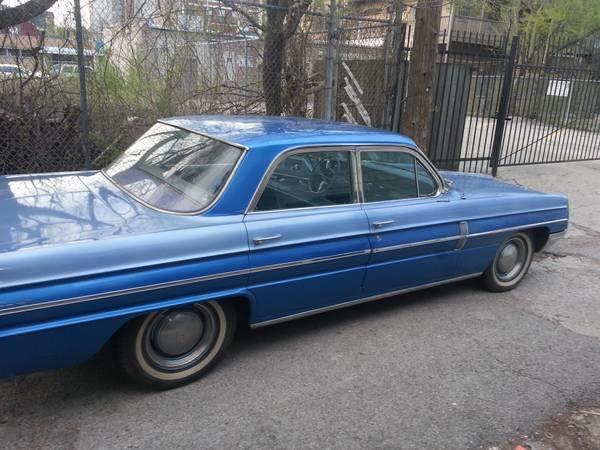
left=482, top=232, right=534, bottom=292
left=117, top=301, right=236, bottom=389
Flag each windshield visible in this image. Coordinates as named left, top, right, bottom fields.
left=105, top=123, right=244, bottom=213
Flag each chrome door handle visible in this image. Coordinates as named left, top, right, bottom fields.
left=253, top=234, right=282, bottom=245
left=372, top=220, right=395, bottom=228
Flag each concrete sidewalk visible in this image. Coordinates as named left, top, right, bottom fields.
left=459, top=116, right=600, bottom=169
left=499, top=161, right=600, bottom=340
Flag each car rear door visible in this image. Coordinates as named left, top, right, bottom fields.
left=243, top=148, right=371, bottom=325
left=359, top=147, right=465, bottom=297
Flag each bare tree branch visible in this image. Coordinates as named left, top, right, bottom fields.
left=284, top=0, right=311, bottom=39
left=0, top=0, right=58, bottom=30
left=220, top=0, right=265, bottom=32
left=553, top=26, right=600, bottom=54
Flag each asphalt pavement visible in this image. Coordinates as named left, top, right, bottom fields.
left=1, top=161, right=599, bottom=450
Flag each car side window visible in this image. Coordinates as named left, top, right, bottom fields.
left=360, top=151, right=437, bottom=202
left=416, top=160, right=437, bottom=196
left=255, top=151, right=353, bottom=211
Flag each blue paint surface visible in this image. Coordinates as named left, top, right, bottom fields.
left=0, top=116, right=568, bottom=377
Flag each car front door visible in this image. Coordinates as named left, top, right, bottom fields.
left=243, top=148, right=371, bottom=325
left=359, top=147, right=465, bottom=297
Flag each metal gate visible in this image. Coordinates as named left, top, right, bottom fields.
left=393, top=30, right=600, bottom=175
left=496, top=34, right=600, bottom=173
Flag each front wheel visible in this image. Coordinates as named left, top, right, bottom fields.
left=117, top=301, right=236, bottom=389
left=482, top=232, right=534, bottom=292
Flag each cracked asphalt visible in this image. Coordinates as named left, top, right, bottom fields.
left=1, top=161, right=599, bottom=450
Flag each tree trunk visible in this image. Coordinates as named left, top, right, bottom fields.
left=263, top=30, right=285, bottom=116
left=401, top=0, right=442, bottom=153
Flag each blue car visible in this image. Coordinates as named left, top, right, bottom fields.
left=0, top=116, right=568, bottom=389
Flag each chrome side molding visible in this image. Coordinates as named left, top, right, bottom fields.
left=372, top=218, right=567, bottom=255
left=0, top=249, right=370, bottom=317
left=372, top=235, right=461, bottom=254
left=0, top=219, right=567, bottom=318
left=467, top=218, right=568, bottom=238
left=250, top=272, right=483, bottom=328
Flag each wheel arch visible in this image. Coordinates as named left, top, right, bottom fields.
left=105, top=290, right=256, bottom=350
left=528, top=226, right=550, bottom=252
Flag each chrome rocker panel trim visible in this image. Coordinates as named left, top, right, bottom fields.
left=250, top=272, right=483, bottom=328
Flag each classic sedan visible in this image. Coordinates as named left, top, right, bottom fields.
left=0, top=116, right=568, bottom=389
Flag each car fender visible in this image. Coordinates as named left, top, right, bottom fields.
left=0, top=288, right=256, bottom=378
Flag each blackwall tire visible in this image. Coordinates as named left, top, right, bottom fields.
left=117, top=301, right=236, bottom=390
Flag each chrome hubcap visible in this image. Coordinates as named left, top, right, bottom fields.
left=143, top=304, right=219, bottom=371
left=495, top=238, right=527, bottom=282
left=497, top=243, right=519, bottom=274
left=153, top=310, right=205, bottom=356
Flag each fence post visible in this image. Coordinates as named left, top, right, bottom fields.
left=389, top=23, right=407, bottom=132
left=490, top=34, right=519, bottom=177
left=323, top=0, right=337, bottom=121
left=73, top=0, right=90, bottom=169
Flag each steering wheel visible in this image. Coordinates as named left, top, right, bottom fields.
left=308, top=156, right=342, bottom=194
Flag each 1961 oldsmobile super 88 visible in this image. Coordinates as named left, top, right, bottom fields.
left=0, top=116, right=568, bottom=389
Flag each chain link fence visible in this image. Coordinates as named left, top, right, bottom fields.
left=0, top=1, right=399, bottom=175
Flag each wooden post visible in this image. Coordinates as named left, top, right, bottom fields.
left=401, top=0, right=442, bottom=153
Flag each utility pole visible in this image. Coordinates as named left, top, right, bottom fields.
left=401, top=0, right=442, bottom=152
left=384, top=0, right=405, bottom=131
left=73, top=0, right=90, bottom=169
left=323, top=0, right=337, bottom=121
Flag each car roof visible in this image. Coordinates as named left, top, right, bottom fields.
left=160, top=115, right=417, bottom=150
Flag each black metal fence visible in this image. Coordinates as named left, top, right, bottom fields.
left=399, top=30, right=600, bottom=174
left=2, top=4, right=600, bottom=177
left=499, top=34, right=600, bottom=170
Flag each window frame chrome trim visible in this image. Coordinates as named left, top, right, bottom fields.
left=102, top=122, right=248, bottom=217
left=356, top=145, right=444, bottom=205
left=245, top=143, right=445, bottom=214
left=246, top=145, right=360, bottom=214
left=353, top=149, right=365, bottom=203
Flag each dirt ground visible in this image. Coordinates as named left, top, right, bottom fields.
left=496, top=406, right=600, bottom=450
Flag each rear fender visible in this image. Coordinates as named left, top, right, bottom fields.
left=0, top=288, right=256, bottom=378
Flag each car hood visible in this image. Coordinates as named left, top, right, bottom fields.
left=0, top=171, right=197, bottom=254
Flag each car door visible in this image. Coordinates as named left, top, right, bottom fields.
left=359, top=147, right=465, bottom=297
left=243, top=148, right=371, bottom=325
